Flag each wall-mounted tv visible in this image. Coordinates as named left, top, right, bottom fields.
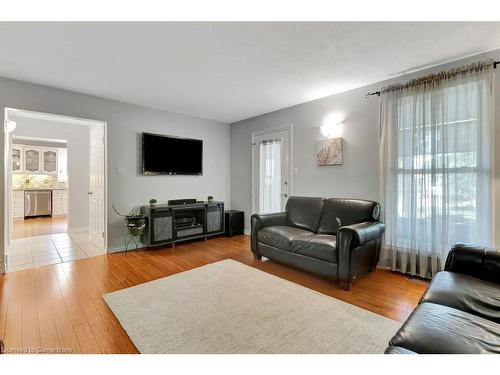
left=142, top=132, right=203, bottom=175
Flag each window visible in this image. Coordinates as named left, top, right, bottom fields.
left=380, top=62, right=494, bottom=277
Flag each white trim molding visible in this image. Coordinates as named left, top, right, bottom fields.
left=68, top=226, right=90, bottom=233
left=3, top=107, right=109, bottom=256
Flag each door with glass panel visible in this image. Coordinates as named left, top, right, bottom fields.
left=252, top=127, right=291, bottom=214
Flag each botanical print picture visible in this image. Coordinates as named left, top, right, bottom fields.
left=317, top=137, right=343, bottom=166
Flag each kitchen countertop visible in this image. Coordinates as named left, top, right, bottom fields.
left=13, top=187, right=68, bottom=191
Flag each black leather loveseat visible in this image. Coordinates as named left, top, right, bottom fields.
left=386, top=244, right=500, bottom=354
left=251, top=196, right=385, bottom=290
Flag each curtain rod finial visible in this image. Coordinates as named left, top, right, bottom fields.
left=365, top=91, right=381, bottom=98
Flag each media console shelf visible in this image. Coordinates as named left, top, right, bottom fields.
left=140, top=201, right=224, bottom=247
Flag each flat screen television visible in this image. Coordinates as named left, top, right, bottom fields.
left=142, top=132, right=203, bottom=175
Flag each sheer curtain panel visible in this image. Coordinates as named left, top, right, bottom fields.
left=380, top=60, right=495, bottom=278
left=259, top=139, right=282, bottom=214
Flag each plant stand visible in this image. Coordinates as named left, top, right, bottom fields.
left=124, top=233, right=142, bottom=254
left=122, top=214, right=146, bottom=255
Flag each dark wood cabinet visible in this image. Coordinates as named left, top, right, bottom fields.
left=141, top=201, right=224, bottom=247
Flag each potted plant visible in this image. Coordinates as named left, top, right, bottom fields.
left=207, top=195, right=214, bottom=202
left=149, top=198, right=157, bottom=207
left=113, top=205, right=147, bottom=237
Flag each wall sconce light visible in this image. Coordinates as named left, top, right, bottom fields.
left=4, top=120, right=17, bottom=133
left=320, top=114, right=343, bottom=138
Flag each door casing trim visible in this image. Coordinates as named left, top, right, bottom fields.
left=3, top=107, right=108, bottom=259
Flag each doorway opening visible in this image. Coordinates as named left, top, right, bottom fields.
left=3, top=108, right=108, bottom=272
left=12, top=135, right=68, bottom=239
left=252, top=125, right=293, bottom=215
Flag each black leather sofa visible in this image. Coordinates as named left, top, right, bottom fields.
left=250, top=196, right=385, bottom=290
left=386, top=244, right=500, bottom=354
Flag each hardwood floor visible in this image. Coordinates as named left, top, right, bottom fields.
left=0, top=235, right=428, bottom=354
left=13, top=216, right=68, bottom=239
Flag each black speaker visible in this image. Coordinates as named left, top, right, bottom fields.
left=225, top=210, right=244, bottom=237
left=168, top=198, right=197, bottom=206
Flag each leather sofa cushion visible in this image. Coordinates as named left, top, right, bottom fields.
left=384, top=346, right=416, bottom=354
left=290, top=234, right=337, bottom=263
left=317, top=198, right=380, bottom=235
left=390, top=302, right=500, bottom=354
left=285, top=196, right=326, bottom=232
left=445, top=244, right=500, bottom=284
left=257, top=226, right=313, bottom=251
left=420, top=271, right=500, bottom=324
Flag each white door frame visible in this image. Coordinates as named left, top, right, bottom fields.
left=3, top=108, right=14, bottom=253
left=3, top=107, right=108, bottom=252
left=251, top=124, right=294, bottom=215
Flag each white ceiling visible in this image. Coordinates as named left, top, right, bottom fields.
left=0, top=22, right=499, bottom=123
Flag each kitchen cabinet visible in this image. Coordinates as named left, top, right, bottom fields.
left=24, top=147, right=41, bottom=172
left=12, top=191, right=24, bottom=218
left=12, top=145, right=23, bottom=173
left=52, top=189, right=68, bottom=215
left=42, top=150, right=58, bottom=173
left=20, top=146, right=59, bottom=174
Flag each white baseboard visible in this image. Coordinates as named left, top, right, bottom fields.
left=107, top=244, right=144, bottom=253
left=68, top=226, right=89, bottom=233
left=107, top=246, right=126, bottom=253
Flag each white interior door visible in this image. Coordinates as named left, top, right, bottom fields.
left=252, top=127, right=291, bottom=214
left=89, top=124, right=105, bottom=248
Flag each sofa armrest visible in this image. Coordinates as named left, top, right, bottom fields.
left=444, top=243, right=500, bottom=284
left=337, top=221, right=385, bottom=289
left=338, top=221, right=386, bottom=247
left=250, top=212, right=287, bottom=252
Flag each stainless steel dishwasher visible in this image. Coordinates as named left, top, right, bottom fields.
left=24, top=190, right=52, bottom=217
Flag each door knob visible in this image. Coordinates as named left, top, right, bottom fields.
left=88, top=192, right=93, bottom=195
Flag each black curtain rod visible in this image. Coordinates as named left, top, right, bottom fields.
left=365, top=60, right=499, bottom=98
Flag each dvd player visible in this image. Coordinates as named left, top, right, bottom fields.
left=168, top=198, right=197, bottom=205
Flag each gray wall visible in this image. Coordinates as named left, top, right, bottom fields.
left=11, top=115, right=89, bottom=230
left=230, top=49, right=500, bottom=249
left=0, top=76, right=230, bottom=271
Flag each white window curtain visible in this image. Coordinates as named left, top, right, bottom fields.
left=259, top=139, right=282, bottom=214
left=380, top=60, right=495, bottom=278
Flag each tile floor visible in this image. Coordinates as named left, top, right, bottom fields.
left=6, top=231, right=106, bottom=272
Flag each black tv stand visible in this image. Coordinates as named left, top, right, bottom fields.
left=140, top=201, right=224, bottom=247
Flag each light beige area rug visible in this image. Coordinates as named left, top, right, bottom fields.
left=103, top=259, right=399, bottom=353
